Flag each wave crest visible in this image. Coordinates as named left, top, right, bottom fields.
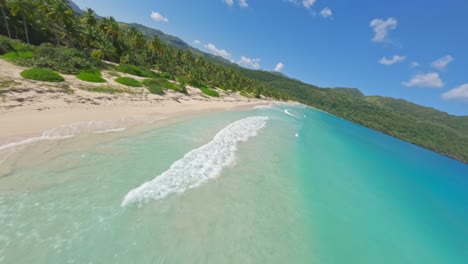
left=121, top=116, right=269, bottom=206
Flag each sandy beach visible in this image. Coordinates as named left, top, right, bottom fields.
left=0, top=59, right=276, bottom=143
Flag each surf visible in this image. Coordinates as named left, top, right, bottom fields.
left=121, top=116, right=269, bottom=206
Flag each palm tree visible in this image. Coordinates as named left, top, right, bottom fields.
left=91, top=38, right=117, bottom=61
left=45, top=0, right=76, bottom=47
left=81, top=8, right=97, bottom=27
left=7, top=0, right=32, bottom=43
left=146, top=35, right=164, bottom=64
left=0, top=0, right=11, bottom=38
left=125, top=26, right=145, bottom=63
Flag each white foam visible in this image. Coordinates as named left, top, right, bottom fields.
left=94, top=127, right=127, bottom=134
left=253, top=104, right=273, bottom=109
left=283, top=109, right=300, bottom=118
left=121, top=116, right=269, bottom=206
left=295, top=133, right=299, bottom=137
left=0, top=134, right=73, bottom=151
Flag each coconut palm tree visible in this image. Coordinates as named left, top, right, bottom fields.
left=81, top=8, right=97, bottom=27
left=7, top=0, right=32, bottom=43
left=0, top=0, right=11, bottom=38
left=45, top=0, right=76, bottom=47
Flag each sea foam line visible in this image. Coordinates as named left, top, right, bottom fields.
left=121, top=116, right=269, bottom=207
left=284, top=109, right=300, bottom=118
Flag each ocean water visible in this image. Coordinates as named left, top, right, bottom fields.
left=0, top=104, right=467, bottom=263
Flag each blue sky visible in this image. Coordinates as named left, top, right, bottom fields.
left=73, top=0, right=468, bottom=115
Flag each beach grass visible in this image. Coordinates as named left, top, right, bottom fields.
left=142, top=78, right=165, bottom=95
left=117, top=65, right=155, bottom=78
left=20, top=68, right=65, bottom=82
left=80, top=85, right=136, bottom=94
left=115, top=77, right=143, bottom=87
left=200, top=87, right=220, bottom=97
left=77, top=70, right=106, bottom=83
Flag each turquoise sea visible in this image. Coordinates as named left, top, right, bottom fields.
left=0, top=104, right=467, bottom=263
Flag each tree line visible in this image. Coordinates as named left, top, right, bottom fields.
left=0, top=0, right=290, bottom=99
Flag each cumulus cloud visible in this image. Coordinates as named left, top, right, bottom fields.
left=274, top=63, right=284, bottom=72
left=403, top=72, right=444, bottom=88
left=239, top=0, right=248, bottom=8
left=204, top=43, right=231, bottom=60
left=225, top=0, right=233, bottom=7
left=302, top=0, right=316, bottom=9
left=319, top=7, right=332, bottom=18
left=194, top=40, right=202, bottom=45
left=238, top=56, right=260, bottom=69
left=442, top=84, right=468, bottom=101
left=150, top=11, right=168, bottom=22
left=378, top=55, right=406, bottom=65
left=370, top=18, right=397, bottom=42
left=431, top=55, right=454, bottom=70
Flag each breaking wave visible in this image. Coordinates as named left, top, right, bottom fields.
left=121, top=116, right=269, bottom=206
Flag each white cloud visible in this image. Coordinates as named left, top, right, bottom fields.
left=370, top=18, right=397, bottom=42
left=403, top=72, right=444, bottom=88
left=302, top=0, right=316, bottom=9
left=442, top=84, right=468, bottom=101
left=150, top=11, right=168, bottom=22
left=274, top=62, right=284, bottom=72
left=204, top=43, right=231, bottom=60
left=431, top=55, right=454, bottom=70
left=225, top=0, right=248, bottom=8
left=239, top=0, right=248, bottom=8
left=286, top=0, right=315, bottom=9
left=319, top=7, right=332, bottom=18
left=194, top=40, right=201, bottom=45
left=378, top=55, right=406, bottom=65
left=410, top=61, right=420, bottom=68
left=238, top=56, right=260, bottom=69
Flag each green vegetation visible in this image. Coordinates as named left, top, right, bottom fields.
left=200, top=87, right=219, bottom=97
left=141, top=78, right=164, bottom=95
left=0, top=1, right=466, bottom=162
left=142, top=77, right=187, bottom=94
left=20, top=68, right=64, bottom=82
left=115, top=77, right=142, bottom=87
left=80, top=85, right=135, bottom=94
left=76, top=70, right=106, bottom=83
left=0, top=36, right=34, bottom=61
left=117, top=64, right=155, bottom=78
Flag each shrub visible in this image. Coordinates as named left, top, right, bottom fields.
left=0, top=36, right=14, bottom=55
left=20, top=68, right=65, bottom=82
left=76, top=70, right=106, bottom=83
left=2, top=50, right=34, bottom=61
left=115, top=77, right=142, bottom=87
left=200, top=87, right=220, bottom=97
left=142, top=79, right=165, bottom=95
left=0, top=36, right=35, bottom=61
left=117, top=65, right=155, bottom=78
left=22, top=44, right=101, bottom=74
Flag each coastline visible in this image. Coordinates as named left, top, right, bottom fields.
left=0, top=58, right=277, bottom=145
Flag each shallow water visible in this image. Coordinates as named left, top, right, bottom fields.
left=0, top=105, right=466, bottom=263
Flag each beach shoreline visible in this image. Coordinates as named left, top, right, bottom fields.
left=0, top=58, right=277, bottom=144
